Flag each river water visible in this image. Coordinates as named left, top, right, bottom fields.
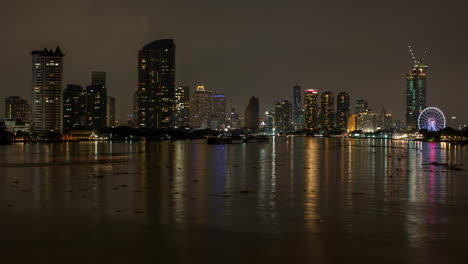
left=0, top=137, right=467, bottom=263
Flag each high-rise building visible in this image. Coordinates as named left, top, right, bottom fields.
left=212, top=93, right=227, bottom=130
left=320, top=91, right=334, bottom=131
left=347, top=114, right=358, bottom=132
left=137, top=39, right=175, bottom=129
left=406, top=64, right=427, bottom=129
left=132, top=91, right=138, bottom=127
left=357, top=111, right=377, bottom=133
left=174, top=86, right=190, bottom=128
left=304, top=89, right=319, bottom=131
left=63, top=84, right=87, bottom=131
left=227, top=107, right=240, bottom=129
left=31, top=46, right=64, bottom=133
left=379, top=108, right=393, bottom=131
left=190, top=85, right=212, bottom=129
left=86, top=72, right=107, bottom=130
left=336, top=92, right=350, bottom=131
left=292, top=85, right=303, bottom=130
left=5, top=96, right=30, bottom=123
left=244, top=96, right=259, bottom=131
left=274, top=100, right=292, bottom=133
left=106, top=96, right=116, bottom=128
left=355, top=98, right=368, bottom=114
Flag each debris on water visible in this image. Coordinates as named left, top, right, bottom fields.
left=115, top=209, right=123, bottom=213
left=7, top=204, right=12, bottom=207
left=240, top=190, right=253, bottom=194
left=351, top=192, right=365, bottom=195
left=94, top=175, right=104, bottom=179
left=134, top=210, right=144, bottom=214
left=119, top=184, right=128, bottom=188
left=193, top=179, right=199, bottom=183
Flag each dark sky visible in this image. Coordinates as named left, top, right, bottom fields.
left=2, top=0, right=468, bottom=125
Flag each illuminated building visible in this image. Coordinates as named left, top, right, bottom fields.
left=347, top=114, right=358, bottom=132
left=244, top=96, right=259, bottom=131
left=86, top=72, right=107, bottom=130
left=106, top=96, right=116, bottom=128
left=304, top=89, right=319, bottom=130
left=174, top=86, right=190, bottom=128
left=406, top=64, right=427, bottom=129
left=227, top=107, right=240, bottom=128
left=212, top=93, right=227, bottom=130
left=31, top=46, right=64, bottom=133
left=379, top=108, right=393, bottom=131
left=357, top=111, right=377, bottom=132
left=336, top=92, right=350, bottom=131
left=355, top=98, right=368, bottom=114
left=263, top=111, right=274, bottom=132
left=320, top=91, right=334, bottom=131
left=5, top=96, right=30, bottom=123
left=63, top=84, right=87, bottom=131
left=137, top=39, right=175, bottom=128
left=292, top=85, right=303, bottom=130
left=274, top=100, right=292, bottom=133
left=190, top=85, right=212, bottom=128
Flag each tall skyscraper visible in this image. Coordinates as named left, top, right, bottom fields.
left=212, top=93, right=227, bottom=130
left=31, top=46, right=64, bottom=133
left=106, top=96, right=116, bottom=128
left=274, top=100, right=292, bottom=133
left=320, top=91, right=334, bottom=131
left=190, top=85, right=212, bottom=129
left=357, top=111, right=377, bottom=133
left=227, top=107, right=240, bottom=129
left=336, top=92, right=350, bottom=131
left=174, top=86, right=190, bottom=128
left=292, top=85, right=303, bottom=130
left=86, top=72, right=107, bottom=130
left=355, top=98, right=368, bottom=114
left=380, top=108, right=393, bottom=131
left=63, top=84, right=87, bottom=131
left=244, top=96, right=259, bottom=131
left=137, top=39, right=175, bottom=129
left=304, top=89, right=319, bottom=130
left=5, top=96, right=30, bottom=123
left=406, top=64, right=427, bottom=129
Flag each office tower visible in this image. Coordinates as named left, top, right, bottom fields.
left=273, top=100, right=292, bottom=133
left=347, top=114, right=358, bottom=132
left=174, top=86, right=190, bottom=128
left=106, top=96, right=116, bottom=128
left=406, top=65, right=427, bottom=129
left=304, top=89, right=319, bottom=130
left=244, top=96, right=259, bottom=131
left=336, top=92, right=350, bottom=131
left=31, top=46, right=64, bottom=133
left=379, top=108, right=393, bottom=131
left=292, top=85, right=303, bottom=130
left=63, top=84, right=87, bottom=131
left=190, top=85, right=212, bottom=129
left=262, top=111, right=274, bottom=132
left=5, top=96, right=30, bottom=123
left=357, top=111, right=377, bottom=133
left=86, top=72, right=107, bottom=130
left=355, top=98, right=368, bottom=114
left=212, top=93, right=227, bottom=130
left=227, top=107, right=239, bottom=129
left=137, top=39, right=175, bottom=129
left=133, top=91, right=138, bottom=127
left=320, top=91, right=334, bottom=131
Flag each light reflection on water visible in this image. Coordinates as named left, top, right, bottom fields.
left=0, top=138, right=467, bottom=262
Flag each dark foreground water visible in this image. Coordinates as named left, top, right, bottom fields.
left=0, top=137, right=467, bottom=263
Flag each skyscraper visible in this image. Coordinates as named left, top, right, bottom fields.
left=355, top=98, right=368, bottom=114
left=106, top=96, right=116, bottom=128
left=244, top=96, right=259, bottom=131
left=63, top=84, right=87, bottom=131
left=212, top=93, right=227, bottom=130
left=304, top=89, right=319, bottom=131
left=31, top=46, right=64, bottom=133
left=274, top=100, right=292, bottom=133
left=292, top=85, right=303, bottom=130
left=336, top=92, right=350, bottom=131
left=5, top=96, right=30, bottom=123
left=174, top=86, right=190, bottom=128
left=320, top=91, right=334, bottom=131
left=86, top=72, right=107, bottom=130
left=137, top=39, right=175, bottom=129
left=406, top=64, right=427, bottom=129
left=227, top=107, right=240, bottom=129
left=190, top=85, right=212, bottom=129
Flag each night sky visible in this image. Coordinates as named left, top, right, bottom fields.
left=2, top=0, right=468, bottom=125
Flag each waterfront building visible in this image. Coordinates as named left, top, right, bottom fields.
left=244, top=96, right=260, bottom=131
left=347, top=114, right=358, bottom=132
left=273, top=100, right=292, bottom=133
left=212, top=93, right=227, bottom=130
left=320, top=91, right=334, bottom=131
left=174, top=86, right=190, bottom=128
left=227, top=107, right=240, bottom=129
left=379, top=108, right=393, bottom=131
left=106, top=96, right=116, bottom=128
left=137, top=39, right=175, bottom=128
left=86, top=72, right=107, bottom=130
left=292, top=85, right=303, bottom=130
left=355, top=98, right=368, bottom=115
left=31, top=46, right=64, bottom=133
left=63, top=84, right=87, bottom=131
left=336, top=92, right=350, bottom=131
left=406, top=64, right=427, bottom=129
left=5, top=96, right=30, bottom=123
left=190, top=85, right=212, bottom=129
left=303, top=89, right=319, bottom=131
left=357, top=111, right=377, bottom=133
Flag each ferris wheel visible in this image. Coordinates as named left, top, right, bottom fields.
left=418, top=107, right=446, bottom=132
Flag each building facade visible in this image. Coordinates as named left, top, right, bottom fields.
left=86, top=72, right=107, bottom=130
left=227, top=107, right=240, bottom=129
left=304, top=89, right=319, bottom=131
left=320, top=91, right=334, bottom=131
left=190, top=85, right=212, bottom=129
left=274, top=100, right=292, bottom=133
left=174, top=86, right=190, bottom=128
left=292, top=85, right=303, bottom=130
left=406, top=64, right=427, bottom=129
left=31, top=46, right=64, bottom=133
left=355, top=98, right=368, bottom=115
left=212, top=93, right=227, bottom=130
left=357, top=111, right=377, bottom=133
left=137, top=39, right=175, bottom=128
left=336, top=92, right=350, bottom=131
left=106, top=96, right=116, bottom=128
left=5, top=96, right=30, bottom=123
left=244, top=96, right=259, bottom=131
left=63, top=84, right=87, bottom=131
